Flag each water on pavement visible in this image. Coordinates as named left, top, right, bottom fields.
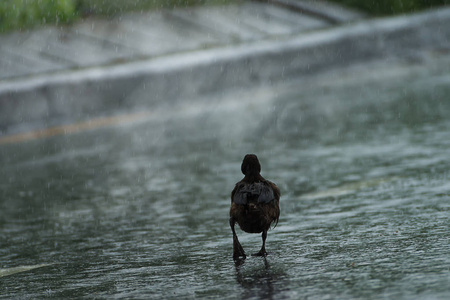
left=1, top=56, right=450, bottom=299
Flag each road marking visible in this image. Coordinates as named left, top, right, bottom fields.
left=0, top=111, right=153, bottom=145
left=0, top=264, right=52, bottom=278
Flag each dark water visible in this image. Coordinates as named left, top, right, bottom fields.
left=1, top=56, right=450, bottom=299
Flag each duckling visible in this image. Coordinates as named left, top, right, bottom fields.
left=229, top=154, right=280, bottom=259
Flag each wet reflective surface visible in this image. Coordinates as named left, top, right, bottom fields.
left=1, top=56, right=450, bottom=299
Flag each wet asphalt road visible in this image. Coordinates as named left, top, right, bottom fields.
left=1, top=54, right=450, bottom=299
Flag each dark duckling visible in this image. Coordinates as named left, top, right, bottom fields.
left=229, top=154, right=280, bottom=259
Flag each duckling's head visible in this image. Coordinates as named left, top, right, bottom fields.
left=241, top=154, right=261, bottom=176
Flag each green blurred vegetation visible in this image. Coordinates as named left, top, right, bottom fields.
left=0, top=0, right=76, bottom=32
left=0, top=0, right=232, bottom=33
left=328, top=0, right=449, bottom=15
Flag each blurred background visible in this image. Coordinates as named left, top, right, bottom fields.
left=1, top=0, right=450, bottom=33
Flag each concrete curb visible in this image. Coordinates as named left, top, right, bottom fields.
left=1, top=7, right=450, bottom=133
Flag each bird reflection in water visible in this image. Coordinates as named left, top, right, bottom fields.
left=234, top=257, right=286, bottom=300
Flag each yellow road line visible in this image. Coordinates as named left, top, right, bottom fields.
left=0, top=264, right=52, bottom=278
left=0, top=111, right=153, bottom=145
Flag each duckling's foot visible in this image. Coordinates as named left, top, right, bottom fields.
left=233, top=246, right=246, bottom=260
left=233, top=252, right=246, bottom=260
left=233, top=239, right=246, bottom=260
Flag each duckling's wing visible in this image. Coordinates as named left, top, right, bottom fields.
left=257, top=183, right=275, bottom=204
left=232, top=183, right=249, bottom=205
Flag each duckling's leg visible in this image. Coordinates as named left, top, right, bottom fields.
left=253, top=229, right=268, bottom=257
left=230, top=218, right=246, bottom=259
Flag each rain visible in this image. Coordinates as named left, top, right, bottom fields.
left=1, top=0, right=450, bottom=299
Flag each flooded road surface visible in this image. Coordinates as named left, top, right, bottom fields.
left=1, top=55, right=450, bottom=299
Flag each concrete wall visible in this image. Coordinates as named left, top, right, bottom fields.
left=1, top=7, right=450, bottom=133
